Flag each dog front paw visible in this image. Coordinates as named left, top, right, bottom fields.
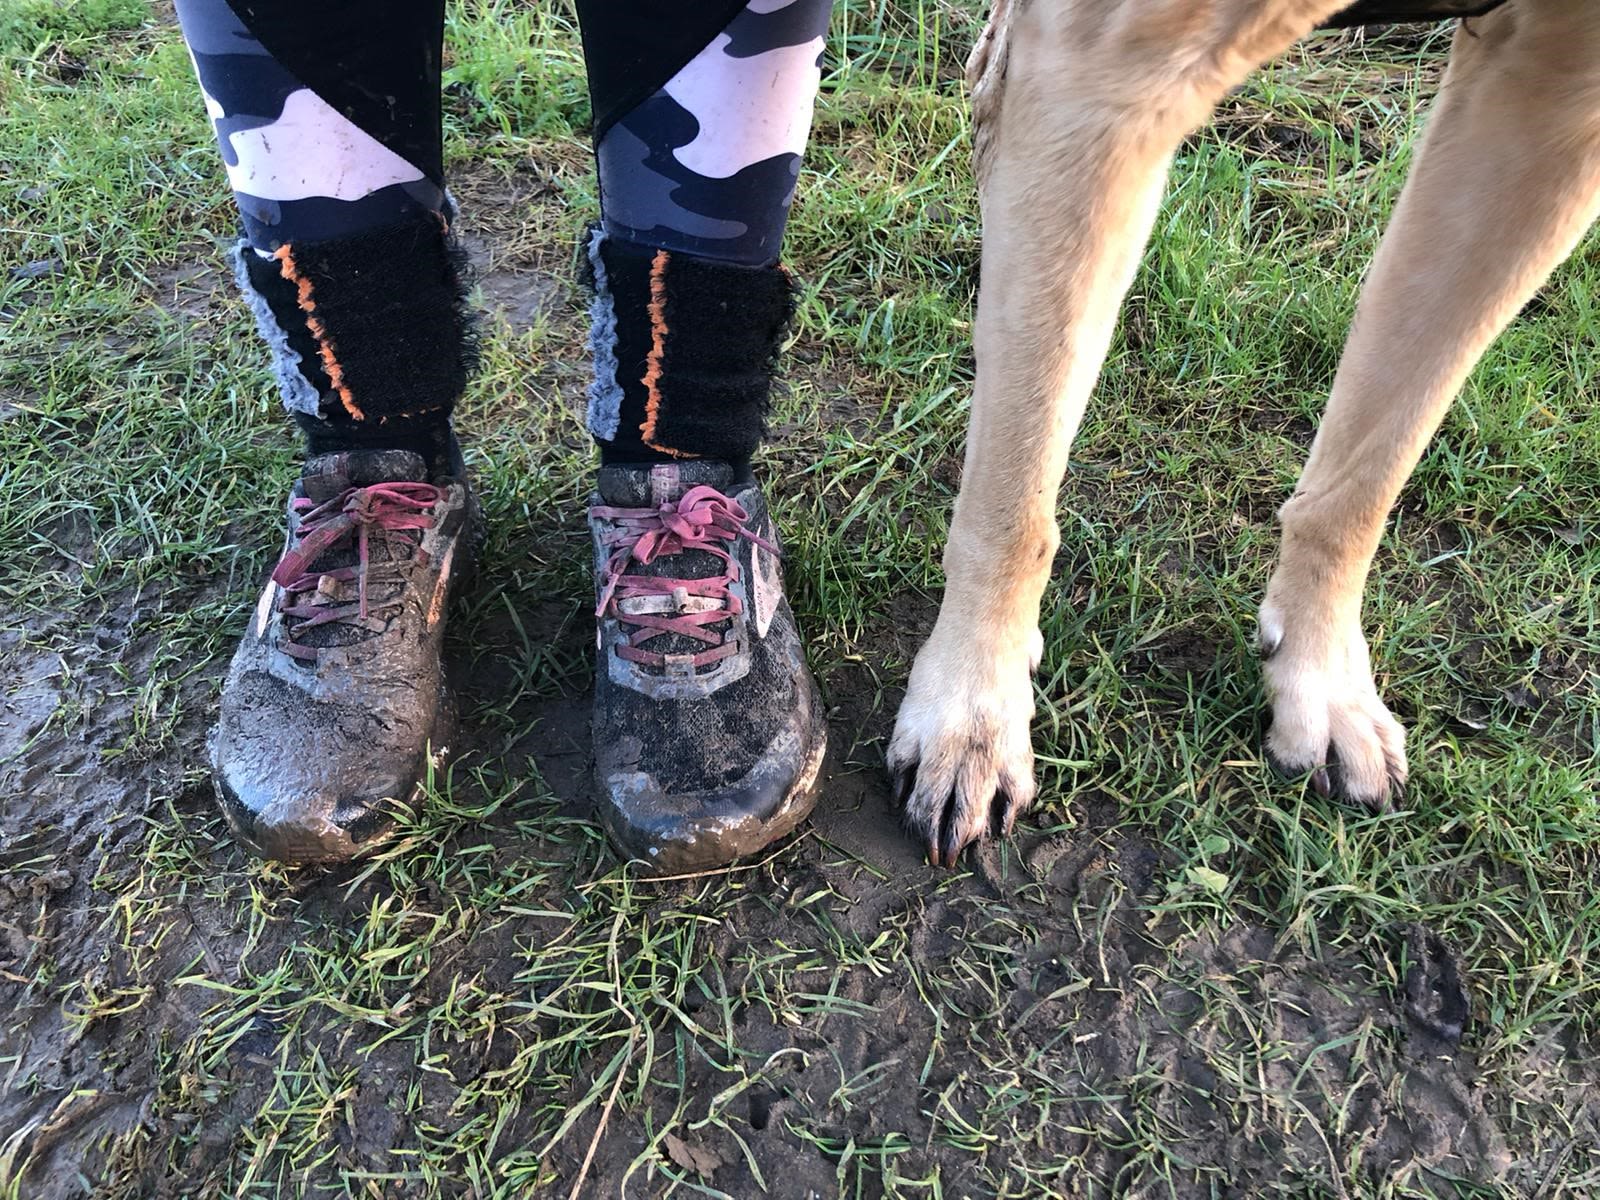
left=887, top=628, right=1039, bottom=867
left=1259, top=603, right=1408, bottom=810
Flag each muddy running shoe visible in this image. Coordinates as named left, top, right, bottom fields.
left=589, top=462, right=827, bottom=871
left=210, top=444, right=475, bottom=864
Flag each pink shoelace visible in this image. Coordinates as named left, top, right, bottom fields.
left=593, top=484, right=777, bottom=669
left=271, top=481, right=441, bottom=660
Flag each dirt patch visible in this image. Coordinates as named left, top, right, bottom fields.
left=149, top=254, right=232, bottom=329
left=5, top=611, right=1595, bottom=1198
left=471, top=253, right=566, bottom=335
left=523, top=781, right=1592, bottom=1197
left=3, top=452, right=1594, bottom=1192
left=1143, top=623, right=1225, bottom=677
left=0, top=618, right=220, bottom=1187
left=5, top=70, right=1596, bottom=1196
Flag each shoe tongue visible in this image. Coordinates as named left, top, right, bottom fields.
left=301, top=450, right=429, bottom=504
left=597, top=461, right=736, bottom=508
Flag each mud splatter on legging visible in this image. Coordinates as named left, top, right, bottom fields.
left=177, top=0, right=831, bottom=266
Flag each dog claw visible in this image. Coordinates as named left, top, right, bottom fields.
left=1261, top=617, right=1410, bottom=817
left=991, top=789, right=1012, bottom=838
left=887, top=650, right=1038, bottom=869
left=890, top=762, right=915, bottom=810
left=1384, top=768, right=1406, bottom=809
left=1273, top=754, right=1404, bottom=812
left=937, top=800, right=960, bottom=869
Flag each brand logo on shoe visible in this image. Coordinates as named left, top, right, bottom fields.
left=751, top=541, right=782, bottom=638
left=427, top=541, right=456, bottom=628
left=253, top=580, right=279, bottom=640
left=649, top=464, right=681, bottom=507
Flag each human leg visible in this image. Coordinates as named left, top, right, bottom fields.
left=575, top=0, right=833, bottom=869
left=179, top=0, right=479, bottom=860
left=176, top=0, right=471, bottom=464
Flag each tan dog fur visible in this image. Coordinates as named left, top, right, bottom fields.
left=889, top=0, right=1600, bottom=865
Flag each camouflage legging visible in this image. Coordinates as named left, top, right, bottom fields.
left=588, top=0, right=831, bottom=265
left=175, top=0, right=831, bottom=267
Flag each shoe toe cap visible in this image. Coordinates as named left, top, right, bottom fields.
left=598, top=699, right=827, bottom=873
left=210, top=707, right=425, bottom=864
left=213, top=759, right=407, bottom=865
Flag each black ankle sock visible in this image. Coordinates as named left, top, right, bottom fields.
left=596, top=439, right=695, bottom=468
left=584, top=231, right=794, bottom=465
left=233, top=209, right=478, bottom=470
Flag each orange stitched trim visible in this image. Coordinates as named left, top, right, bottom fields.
left=639, top=248, right=690, bottom=459
left=273, top=244, right=365, bottom=421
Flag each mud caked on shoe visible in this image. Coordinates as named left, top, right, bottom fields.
left=590, top=461, right=826, bottom=871
left=211, top=446, right=475, bottom=863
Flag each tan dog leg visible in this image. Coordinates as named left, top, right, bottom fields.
left=891, top=0, right=1350, bottom=864
left=1261, top=0, right=1600, bottom=806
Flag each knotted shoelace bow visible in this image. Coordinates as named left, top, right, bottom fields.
left=270, top=481, right=442, bottom=660
left=593, top=484, right=777, bottom=669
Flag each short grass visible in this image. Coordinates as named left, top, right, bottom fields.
left=2, top=2, right=1597, bottom=1197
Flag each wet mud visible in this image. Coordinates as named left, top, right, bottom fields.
left=3, top=167, right=1595, bottom=1198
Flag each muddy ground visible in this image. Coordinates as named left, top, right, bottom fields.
left=5, top=602, right=1595, bottom=1197
left=3, top=347, right=1595, bottom=1197
left=4, top=141, right=1599, bottom=1198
